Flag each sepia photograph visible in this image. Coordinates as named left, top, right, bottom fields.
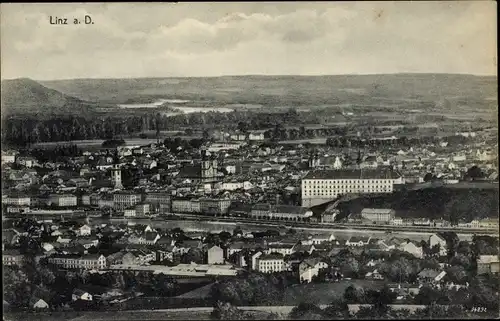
left=1, top=2, right=498, bottom=320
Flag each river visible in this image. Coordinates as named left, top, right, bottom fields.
left=90, top=217, right=473, bottom=242
left=117, top=99, right=236, bottom=115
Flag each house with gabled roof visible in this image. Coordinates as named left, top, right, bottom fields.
left=136, top=232, right=160, bottom=245
left=299, top=257, right=329, bottom=283
left=398, top=240, right=423, bottom=258
left=72, top=289, right=93, bottom=301
left=429, top=233, right=448, bottom=256
left=346, top=236, right=371, bottom=247
left=30, top=298, right=49, bottom=310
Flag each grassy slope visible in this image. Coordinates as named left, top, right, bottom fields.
left=337, top=185, right=499, bottom=220
left=1, top=78, right=94, bottom=116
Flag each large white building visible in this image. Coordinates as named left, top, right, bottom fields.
left=3, top=196, right=31, bottom=206
left=361, top=208, right=396, bottom=223
left=256, top=253, right=285, bottom=273
left=113, top=193, right=141, bottom=210
left=48, top=194, right=78, bottom=207
left=301, top=168, right=402, bottom=207
left=48, top=254, right=107, bottom=270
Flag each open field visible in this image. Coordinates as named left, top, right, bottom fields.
left=4, top=310, right=212, bottom=321
left=283, top=280, right=385, bottom=305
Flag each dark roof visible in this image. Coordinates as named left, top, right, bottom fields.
left=252, top=203, right=271, bottom=211
left=418, top=268, right=441, bottom=279
left=260, top=253, right=284, bottom=260
left=274, top=205, right=309, bottom=215
left=73, top=288, right=89, bottom=296
left=177, top=165, right=201, bottom=178
left=143, top=232, right=159, bottom=241
left=179, top=240, right=202, bottom=248
left=348, top=236, right=371, bottom=243
left=303, top=168, right=401, bottom=180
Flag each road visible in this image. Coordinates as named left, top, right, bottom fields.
left=5, top=305, right=430, bottom=321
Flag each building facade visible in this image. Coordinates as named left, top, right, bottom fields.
left=49, top=194, right=78, bottom=207
left=361, top=208, right=395, bottom=223
left=113, top=193, right=141, bottom=210
left=48, top=254, right=107, bottom=270
left=301, top=168, right=402, bottom=207
left=257, top=254, right=285, bottom=273
left=207, top=245, right=224, bottom=264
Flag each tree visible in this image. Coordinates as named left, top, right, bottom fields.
left=182, top=248, right=205, bottom=264
left=237, top=122, right=249, bottom=133
left=339, top=257, right=360, bottom=278
left=344, top=285, right=364, bottom=304
left=415, top=286, right=441, bottom=305
left=211, top=301, right=254, bottom=320
left=423, top=173, right=435, bottom=182
left=289, top=303, right=324, bottom=320
left=465, top=166, right=484, bottom=180
left=323, top=299, right=350, bottom=319
left=152, top=273, right=177, bottom=296
left=233, top=226, right=243, bottom=237
left=219, top=231, right=232, bottom=244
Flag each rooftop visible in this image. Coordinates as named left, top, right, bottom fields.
left=303, top=168, right=401, bottom=180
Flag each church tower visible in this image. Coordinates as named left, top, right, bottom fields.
left=111, top=165, right=123, bottom=189
left=200, top=148, right=213, bottom=181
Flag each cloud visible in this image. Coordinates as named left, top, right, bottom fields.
left=0, top=2, right=496, bottom=79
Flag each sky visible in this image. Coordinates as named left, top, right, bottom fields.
left=0, top=2, right=497, bottom=80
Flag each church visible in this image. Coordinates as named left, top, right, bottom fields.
left=177, top=149, right=220, bottom=184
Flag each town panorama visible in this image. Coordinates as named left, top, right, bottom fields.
left=1, top=2, right=499, bottom=320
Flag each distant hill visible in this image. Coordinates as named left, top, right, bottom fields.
left=1, top=78, right=94, bottom=116
left=41, top=74, right=497, bottom=109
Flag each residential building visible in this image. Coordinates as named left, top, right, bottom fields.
left=72, top=289, right=93, bottom=301
left=17, top=156, right=36, bottom=168
left=113, top=193, right=141, bottom=210
left=207, top=245, right=224, bottom=264
left=429, top=233, right=448, bottom=256
left=299, top=258, right=329, bottom=283
left=144, top=192, right=171, bottom=212
left=1, top=151, right=16, bottom=164
left=269, top=205, right=313, bottom=221
left=257, top=253, right=285, bottom=273
left=171, top=198, right=195, bottom=213
left=124, top=208, right=137, bottom=217
left=47, top=254, right=107, bottom=270
left=346, top=236, right=371, bottom=247
left=390, top=218, right=404, bottom=226
left=251, top=251, right=262, bottom=270
left=265, top=243, right=295, bottom=256
left=77, top=224, right=92, bottom=236
left=135, top=203, right=150, bottom=216
left=361, top=208, right=395, bottom=223
left=200, top=198, right=231, bottom=216
left=248, top=132, right=265, bottom=141
left=3, top=249, right=24, bottom=266
left=48, top=194, right=77, bottom=207
left=477, top=255, right=500, bottom=275
left=30, top=298, right=49, bottom=310
left=417, top=269, right=447, bottom=283
left=122, top=250, right=155, bottom=266
left=301, top=168, right=402, bottom=207
left=3, top=196, right=31, bottom=206
left=398, top=241, right=424, bottom=258
left=250, top=203, right=272, bottom=218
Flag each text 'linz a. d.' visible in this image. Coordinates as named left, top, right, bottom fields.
left=49, top=15, right=94, bottom=25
